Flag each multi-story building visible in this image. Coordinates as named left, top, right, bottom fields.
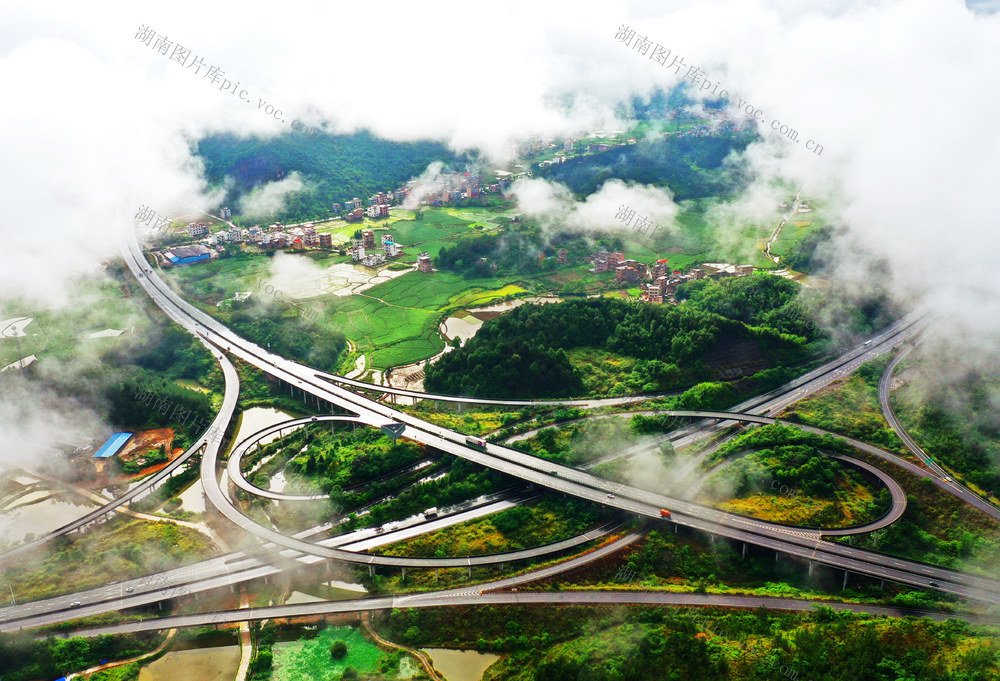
left=614, top=265, right=642, bottom=285
left=227, top=227, right=243, bottom=243
left=332, top=202, right=342, bottom=213
left=620, top=259, right=648, bottom=278
left=345, top=208, right=363, bottom=222
left=592, top=250, right=625, bottom=273
left=642, top=278, right=665, bottom=303
left=361, top=252, right=385, bottom=267
left=365, top=204, right=389, bottom=218
left=187, top=222, right=209, bottom=238
left=303, top=227, right=319, bottom=246
left=557, top=249, right=568, bottom=264
left=417, top=252, right=433, bottom=273
left=362, top=230, right=375, bottom=249
left=220, top=206, right=232, bottom=220
left=319, top=233, right=333, bottom=249
left=650, top=258, right=671, bottom=279
left=261, top=234, right=282, bottom=249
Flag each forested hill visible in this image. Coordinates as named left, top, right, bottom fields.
left=424, top=275, right=816, bottom=399
left=195, top=130, right=460, bottom=223
left=536, top=129, right=755, bottom=200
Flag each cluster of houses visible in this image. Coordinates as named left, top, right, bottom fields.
left=167, top=219, right=429, bottom=273
left=590, top=251, right=755, bottom=303
left=332, top=191, right=401, bottom=222
left=187, top=222, right=334, bottom=251
left=411, top=170, right=510, bottom=205
left=346, top=230, right=404, bottom=267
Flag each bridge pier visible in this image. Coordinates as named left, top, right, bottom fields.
left=808, top=561, right=813, bottom=576
left=842, top=570, right=849, bottom=591
left=879, top=579, right=884, bottom=592
left=401, top=567, right=406, bottom=580
left=368, top=565, right=374, bottom=577
left=741, top=543, right=747, bottom=560
left=434, top=569, right=439, bottom=583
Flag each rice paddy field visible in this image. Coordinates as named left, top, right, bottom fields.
left=321, top=271, right=526, bottom=369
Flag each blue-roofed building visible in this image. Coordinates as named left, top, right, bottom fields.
left=92, top=432, right=133, bottom=459
left=164, top=244, right=211, bottom=265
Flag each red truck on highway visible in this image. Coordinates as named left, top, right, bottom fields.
left=660, top=509, right=672, bottom=518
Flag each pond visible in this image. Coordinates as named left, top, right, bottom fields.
left=233, top=407, right=300, bottom=446
left=421, top=648, right=501, bottom=681
left=0, top=488, right=98, bottom=545
left=176, top=478, right=206, bottom=513
left=137, top=646, right=241, bottom=681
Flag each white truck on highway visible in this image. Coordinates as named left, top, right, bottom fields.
left=423, top=507, right=439, bottom=518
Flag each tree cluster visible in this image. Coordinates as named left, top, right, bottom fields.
left=228, top=302, right=346, bottom=372
left=0, top=630, right=158, bottom=681
left=425, top=291, right=810, bottom=399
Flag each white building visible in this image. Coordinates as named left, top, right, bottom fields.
left=187, top=222, right=209, bottom=237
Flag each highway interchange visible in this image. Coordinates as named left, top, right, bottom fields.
left=2, top=224, right=998, bottom=637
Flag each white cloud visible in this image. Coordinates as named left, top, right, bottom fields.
left=236, top=172, right=304, bottom=217
left=511, top=177, right=680, bottom=234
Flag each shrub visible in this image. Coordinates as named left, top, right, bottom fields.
left=329, top=640, right=348, bottom=659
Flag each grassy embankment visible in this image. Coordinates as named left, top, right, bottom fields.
left=4, top=516, right=217, bottom=602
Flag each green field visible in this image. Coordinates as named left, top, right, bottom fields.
left=322, top=271, right=522, bottom=368
left=389, top=211, right=478, bottom=262
left=636, top=202, right=778, bottom=272
left=272, top=626, right=384, bottom=681
left=167, top=255, right=273, bottom=300
left=767, top=198, right=831, bottom=266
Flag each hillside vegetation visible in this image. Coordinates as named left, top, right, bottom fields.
left=425, top=274, right=814, bottom=399
left=538, top=130, right=754, bottom=201
left=195, top=129, right=460, bottom=223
